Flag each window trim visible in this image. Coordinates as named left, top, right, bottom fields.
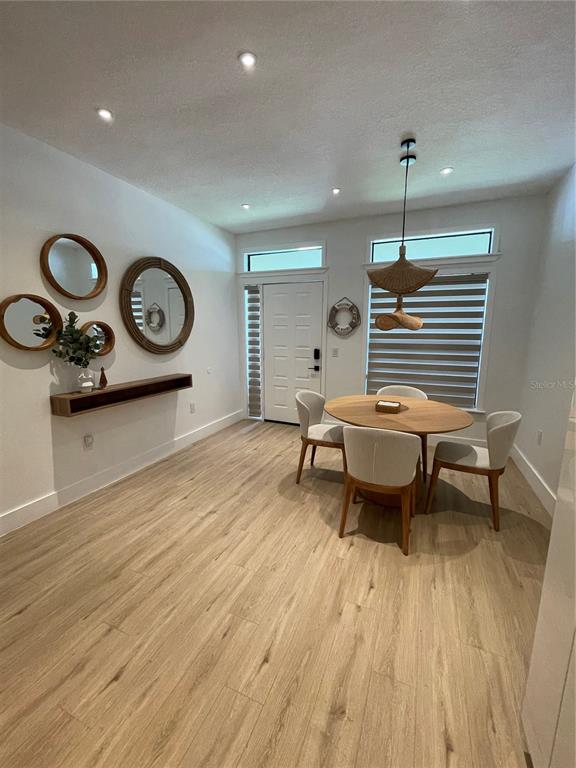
left=242, top=241, right=326, bottom=273
left=370, top=228, right=495, bottom=264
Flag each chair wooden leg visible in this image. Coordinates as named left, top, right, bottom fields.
left=310, top=445, right=317, bottom=467
left=488, top=470, right=501, bottom=531
left=296, top=439, right=308, bottom=484
left=420, top=434, right=428, bottom=479
left=341, top=447, right=347, bottom=474
left=425, top=460, right=441, bottom=514
left=339, top=476, right=354, bottom=538
left=401, top=487, right=411, bottom=555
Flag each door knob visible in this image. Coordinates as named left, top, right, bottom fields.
left=308, top=365, right=320, bottom=371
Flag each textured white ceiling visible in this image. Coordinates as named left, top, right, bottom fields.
left=1, top=1, right=574, bottom=233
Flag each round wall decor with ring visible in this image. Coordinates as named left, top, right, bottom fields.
left=145, top=303, right=166, bottom=332
left=328, top=297, right=361, bottom=337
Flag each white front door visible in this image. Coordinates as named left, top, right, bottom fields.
left=263, top=282, right=323, bottom=424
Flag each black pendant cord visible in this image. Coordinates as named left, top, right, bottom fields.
left=401, top=153, right=410, bottom=246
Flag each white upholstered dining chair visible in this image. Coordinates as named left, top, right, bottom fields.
left=295, top=390, right=345, bottom=484
left=376, top=385, right=428, bottom=400
left=339, top=426, right=421, bottom=555
left=376, top=385, right=429, bottom=475
left=424, top=411, right=522, bottom=530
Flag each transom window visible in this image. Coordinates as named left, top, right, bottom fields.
left=371, top=230, right=493, bottom=263
left=246, top=246, right=323, bottom=272
left=366, top=273, right=490, bottom=409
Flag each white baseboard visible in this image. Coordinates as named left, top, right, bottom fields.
left=511, top=444, right=557, bottom=516
left=0, top=410, right=244, bottom=538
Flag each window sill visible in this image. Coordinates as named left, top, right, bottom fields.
left=237, top=267, right=328, bottom=279
left=364, top=252, right=502, bottom=271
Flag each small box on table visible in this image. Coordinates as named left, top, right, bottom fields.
left=375, top=399, right=401, bottom=414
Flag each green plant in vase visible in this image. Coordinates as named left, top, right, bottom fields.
left=47, top=312, right=102, bottom=391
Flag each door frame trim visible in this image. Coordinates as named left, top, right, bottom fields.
left=236, top=272, right=329, bottom=420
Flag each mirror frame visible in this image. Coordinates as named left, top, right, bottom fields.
left=0, top=293, right=63, bottom=351
left=40, top=233, right=108, bottom=300
left=119, top=257, right=194, bottom=354
left=80, top=320, right=116, bottom=356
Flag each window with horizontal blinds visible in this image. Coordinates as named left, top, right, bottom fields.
left=366, top=273, right=489, bottom=409
left=130, top=292, right=144, bottom=330
left=245, top=285, right=262, bottom=418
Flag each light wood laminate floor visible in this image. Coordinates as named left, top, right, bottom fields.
left=0, top=420, right=550, bottom=768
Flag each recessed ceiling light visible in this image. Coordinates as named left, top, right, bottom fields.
left=96, top=107, right=114, bottom=123
left=241, top=203, right=251, bottom=210
left=238, top=52, right=257, bottom=71
left=332, top=188, right=341, bottom=196
left=440, top=166, right=454, bottom=176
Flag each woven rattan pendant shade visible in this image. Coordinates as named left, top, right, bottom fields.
left=374, top=295, right=424, bottom=330
left=369, top=244, right=437, bottom=294
left=370, top=137, right=436, bottom=331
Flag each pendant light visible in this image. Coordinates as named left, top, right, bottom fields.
left=369, top=138, right=437, bottom=331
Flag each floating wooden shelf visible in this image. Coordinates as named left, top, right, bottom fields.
left=50, top=373, right=192, bottom=417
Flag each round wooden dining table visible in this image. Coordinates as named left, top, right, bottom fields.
left=324, top=394, right=473, bottom=479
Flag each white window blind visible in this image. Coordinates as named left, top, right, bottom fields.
left=130, top=291, right=144, bottom=330
left=245, top=285, right=262, bottom=418
left=366, top=273, right=489, bottom=409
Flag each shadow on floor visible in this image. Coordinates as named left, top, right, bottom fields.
left=278, top=465, right=549, bottom=564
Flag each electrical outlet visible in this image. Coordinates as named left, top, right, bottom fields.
left=189, top=402, right=196, bottom=414
left=83, top=434, right=94, bottom=449
left=537, top=430, right=543, bottom=446
left=206, top=367, right=212, bottom=375
left=332, top=348, right=339, bottom=358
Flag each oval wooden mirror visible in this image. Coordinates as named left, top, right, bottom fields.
left=0, top=294, right=63, bottom=351
left=80, top=321, right=115, bottom=356
left=40, top=234, right=108, bottom=300
left=120, top=257, right=194, bottom=354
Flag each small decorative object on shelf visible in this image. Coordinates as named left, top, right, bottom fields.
left=50, top=311, right=102, bottom=391
left=99, top=366, right=108, bottom=389
left=78, top=370, right=95, bottom=392
left=375, top=399, right=401, bottom=414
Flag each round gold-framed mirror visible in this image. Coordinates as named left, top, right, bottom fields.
left=80, top=321, right=116, bottom=356
left=40, top=234, right=108, bottom=300
left=120, top=257, right=194, bottom=354
left=0, top=294, right=63, bottom=351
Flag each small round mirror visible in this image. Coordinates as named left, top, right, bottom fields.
left=0, top=294, right=62, bottom=351
left=120, top=258, right=194, bottom=354
left=40, top=234, right=107, bottom=300
left=80, top=321, right=115, bottom=356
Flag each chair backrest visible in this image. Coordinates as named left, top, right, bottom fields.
left=376, top=385, right=428, bottom=400
left=295, top=390, right=325, bottom=437
left=486, top=411, right=522, bottom=469
left=343, top=426, right=420, bottom=487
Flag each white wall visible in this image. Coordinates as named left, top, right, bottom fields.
left=237, top=195, right=548, bottom=444
left=0, top=125, right=243, bottom=532
left=515, top=167, right=575, bottom=500
left=522, top=396, right=574, bottom=768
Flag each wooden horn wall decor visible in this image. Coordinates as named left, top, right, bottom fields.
left=369, top=138, right=437, bottom=330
